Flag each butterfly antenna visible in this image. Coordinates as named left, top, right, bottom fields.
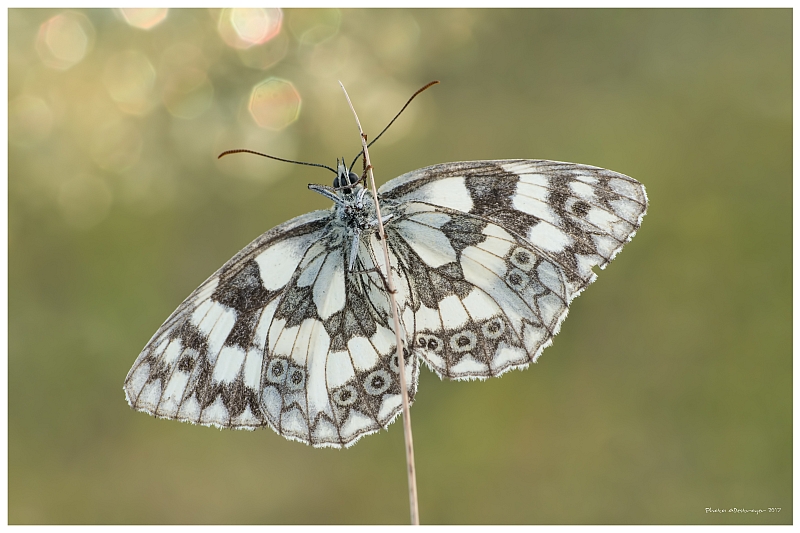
left=218, top=148, right=337, bottom=175
left=348, top=80, right=439, bottom=171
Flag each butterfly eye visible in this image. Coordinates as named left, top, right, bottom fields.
left=348, top=172, right=359, bottom=186
left=333, top=176, right=341, bottom=188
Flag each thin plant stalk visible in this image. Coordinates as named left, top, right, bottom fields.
left=339, top=81, right=420, bottom=526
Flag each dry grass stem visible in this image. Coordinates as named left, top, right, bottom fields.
left=339, top=81, right=420, bottom=526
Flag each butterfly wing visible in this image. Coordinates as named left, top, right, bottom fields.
left=378, top=160, right=648, bottom=379
left=261, top=227, right=418, bottom=447
left=124, top=208, right=417, bottom=448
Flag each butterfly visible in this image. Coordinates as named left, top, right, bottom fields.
left=124, top=152, right=647, bottom=448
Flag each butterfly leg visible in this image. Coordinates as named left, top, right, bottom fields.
left=356, top=187, right=369, bottom=209
left=374, top=267, right=398, bottom=295
left=361, top=163, right=372, bottom=182
left=347, top=266, right=397, bottom=298
left=369, top=214, right=394, bottom=227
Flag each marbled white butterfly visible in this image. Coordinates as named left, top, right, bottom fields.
left=124, top=136, right=647, bottom=449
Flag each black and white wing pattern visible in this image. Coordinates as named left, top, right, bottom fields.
left=378, top=160, right=647, bottom=380
left=125, top=158, right=647, bottom=447
left=125, top=208, right=418, bottom=448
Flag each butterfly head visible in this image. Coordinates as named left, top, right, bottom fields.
left=333, top=158, right=361, bottom=195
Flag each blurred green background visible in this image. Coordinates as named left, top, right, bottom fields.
left=8, top=8, right=791, bottom=525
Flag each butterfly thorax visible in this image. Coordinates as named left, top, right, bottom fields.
left=332, top=187, right=393, bottom=271
left=338, top=188, right=374, bottom=230
left=305, top=161, right=401, bottom=271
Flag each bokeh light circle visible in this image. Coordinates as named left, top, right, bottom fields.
left=218, top=8, right=282, bottom=50
left=35, top=11, right=95, bottom=70
left=248, top=78, right=301, bottom=130
left=103, top=50, right=157, bottom=115
left=118, top=8, right=168, bottom=30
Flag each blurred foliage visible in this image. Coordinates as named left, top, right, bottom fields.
left=8, top=8, right=791, bottom=524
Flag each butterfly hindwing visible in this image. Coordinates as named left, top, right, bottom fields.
left=261, top=232, right=417, bottom=446
left=383, top=203, right=568, bottom=379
